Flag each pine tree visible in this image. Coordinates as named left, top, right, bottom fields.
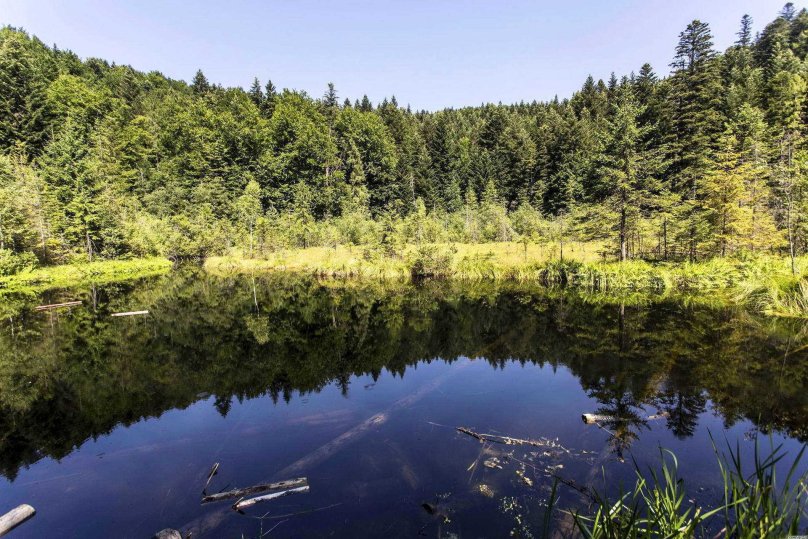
left=191, top=69, right=210, bottom=95
left=263, top=79, right=277, bottom=117
left=666, top=20, right=723, bottom=260
left=248, top=77, right=264, bottom=108
left=597, top=84, right=652, bottom=260
left=737, top=14, right=753, bottom=47
left=702, top=133, right=754, bottom=256
left=359, top=95, right=373, bottom=112
left=323, top=82, right=339, bottom=126
left=0, top=32, right=52, bottom=154
left=323, top=82, right=338, bottom=108
left=725, top=16, right=762, bottom=121
left=767, top=42, right=807, bottom=272
left=39, top=119, right=102, bottom=260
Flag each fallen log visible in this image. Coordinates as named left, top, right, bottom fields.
left=0, top=504, right=35, bottom=537
left=180, top=365, right=469, bottom=537
left=202, top=477, right=308, bottom=504
left=457, top=427, right=566, bottom=449
left=34, top=301, right=81, bottom=311
left=233, top=485, right=309, bottom=511
left=581, top=414, right=614, bottom=424
left=110, top=310, right=149, bottom=317
left=581, top=411, right=670, bottom=424
left=202, top=462, right=219, bottom=495
left=152, top=529, right=182, bottom=539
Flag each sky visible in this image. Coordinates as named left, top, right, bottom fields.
left=0, top=0, right=793, bottom=111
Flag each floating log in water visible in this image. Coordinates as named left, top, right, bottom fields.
left=581, top=414, right=614, bottom=424
left=202, top=477, right=308, bottom=504
left=34, top=301, right=81, bottom=311
left=0, top=504, right=35, bottom=536
left=233, top=485, right=310, bottom=511
left=202, top=462, right=219, bottom=495
left=457, top=427, right=566, bottom=449
left=181, top=367, right=468, bottom=537
left=152, top=529, right=182, bottom=539
left=110, top=310, right=149, bottom=317
left=581, top=411, right=670, bottom=424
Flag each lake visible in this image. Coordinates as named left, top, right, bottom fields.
left=0, top=268, right=806, bottom=538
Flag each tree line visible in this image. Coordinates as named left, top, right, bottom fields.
left=1, top=5, right=807, bottom=270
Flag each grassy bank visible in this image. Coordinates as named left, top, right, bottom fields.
left=205, top=243, right=808, bottom=317
left=0, top=257, right=173, bottom=295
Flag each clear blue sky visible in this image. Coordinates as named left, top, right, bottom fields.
left=0, top=0, right=792, bottom=110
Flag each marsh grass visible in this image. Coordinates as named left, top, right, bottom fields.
left=0, top=257, right=172, bottom=295
left=206, top=243, right=808, bottom=317
left=563, top=439, right=808, bottom=539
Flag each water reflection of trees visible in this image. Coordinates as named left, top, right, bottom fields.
left=0, top=269, right=807, bottom=479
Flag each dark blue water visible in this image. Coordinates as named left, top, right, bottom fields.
left=0, top=270, right=805, bottom=537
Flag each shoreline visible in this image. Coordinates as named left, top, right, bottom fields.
left=1, top=244, right=806, bottom=318
left=0, top=257, right=173, bottom=295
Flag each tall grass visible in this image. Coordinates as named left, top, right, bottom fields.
left=564, top=439, right=808, bottom=538
left=0, top=257, right=172, bottom=295
left=206, top=244, right=808, bottom=318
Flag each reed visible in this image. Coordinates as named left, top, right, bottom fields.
left=563, top=439, right=808, bottom=538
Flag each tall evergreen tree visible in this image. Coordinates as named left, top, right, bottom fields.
left=666, top=20, right=723, bottom=259
left=191, top=69, right=210, bottom=95
left=248, top=77, right=264, bottom=108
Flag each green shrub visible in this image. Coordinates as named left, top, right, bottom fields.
left=408, top=244, right=456, bottom=278
left=0, top=249, right=38, bottom=276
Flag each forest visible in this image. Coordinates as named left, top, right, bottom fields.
left=1, top=5, right=808, bottom=274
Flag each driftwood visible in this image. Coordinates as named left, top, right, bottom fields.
left=34, top=301, right=81, bottom=311
left=233, top=485, right=310, bottom=511
left=202, top=477, right=308, bottom=504
left=110, top=310, right=149, bottom=317
left=581, top=411, right=670, bottom=424
left=457, top=427, right=566, bottom=449
left=0, top=504, right=35, bottom=537
left=152, top=530, right=182, bottom=539
left=202, top=462, right=219, bottom=495
left=180, top=365, right=468, bottom=537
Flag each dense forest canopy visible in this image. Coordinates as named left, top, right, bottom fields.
left=1, top=5, right=808, bottom=268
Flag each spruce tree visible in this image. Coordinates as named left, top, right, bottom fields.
left=0, top=32, right=52, bottom=154
left=666, top=20, right=723, bottom=259
left=248, top=77, right=264, bottom=108
left=191, top=69, right=210, bottom=95
left=263, top=79, right=277, bottom=117
left=597, top=83, right=652, bottom=260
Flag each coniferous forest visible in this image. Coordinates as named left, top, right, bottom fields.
left=1, top=5, right=808, bottom=272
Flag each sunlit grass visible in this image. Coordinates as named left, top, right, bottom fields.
left=0, top=257, right=172, bottom=295
left=206, top=243, right=808, bottom=318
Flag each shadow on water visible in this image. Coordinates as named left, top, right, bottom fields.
left=0, top=267, right=807, bottom=536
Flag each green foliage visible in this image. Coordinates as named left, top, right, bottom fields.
left=568, top=441, right=808, bottom=539
left=408, top=244, right=456, bottom=278
left=0, top=248, right=36, bottom=276
left=2, top=9, right=808, bottom=271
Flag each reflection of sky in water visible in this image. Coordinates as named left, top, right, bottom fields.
left=1, top=358, right=802, bottom=538
left=0, top=273, right=806, bottom=537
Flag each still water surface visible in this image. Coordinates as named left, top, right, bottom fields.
left=0, top=269, right=806, bottom=537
